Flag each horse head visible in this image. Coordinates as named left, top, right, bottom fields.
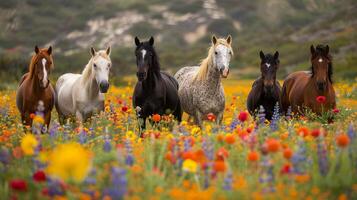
left=211, top=35, right=233, bottom=78
left=134, top=36, right=158, bottom=82
left=90, top=46, right=112, bottom=93
left=310, top=44, right=332, bottom=91
left=259, top=51, right=279, bottom=95
left=32, top=46, right=53, bottom=89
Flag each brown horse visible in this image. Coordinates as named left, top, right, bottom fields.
left=16, top=46, right=55, bottom=129
left=281, top=44, right=335, bottom=115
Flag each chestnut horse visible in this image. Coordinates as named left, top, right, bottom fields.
left=16, top=46, right=55, bottom=129
left=281, top=44, right=335, bottom=115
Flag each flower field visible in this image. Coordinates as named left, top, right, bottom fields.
left=0, top=79, right=357, bottom=200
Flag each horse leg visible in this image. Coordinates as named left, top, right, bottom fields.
left=194, top=110, right=203, bottom=128
left=138, top=117, right=146, bottom=137
left=75, top=110, right=84, bottom=126
left=44, top=112, right=51, bottom=133
left=216, top=112, right=224, bottom=125
left=173, top=104, right=182, bottom=123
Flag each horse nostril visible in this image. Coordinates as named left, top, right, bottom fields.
left=99, top=81, right=109, bottom=92
left=137, top=72, right=146, bottom=80
left=317, top=82, right=325, bottom=90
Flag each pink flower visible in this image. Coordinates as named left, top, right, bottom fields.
left=333, top=108, right=340, bottom=114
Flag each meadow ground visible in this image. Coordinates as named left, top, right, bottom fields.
left=0, top=79, right=357, bottom=199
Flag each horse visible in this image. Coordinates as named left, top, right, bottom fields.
left=247, top=51, right=281, bottom=120
left=132, top=36, right=182, bottom=131
left=55, top=47, right=112, bottom=123
left=281, top=44, right=336, bottom=115
left=16, top=46, right=55, bottom=129
left=174, top=35, right=233, bottom=127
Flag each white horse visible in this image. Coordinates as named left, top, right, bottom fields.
left=55, top=47, right=112, bottom=123
left=174, top=35, right=233, bottom=127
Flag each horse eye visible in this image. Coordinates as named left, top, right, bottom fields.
left=215, top=51, right=218, bottom=55
left=229, top=51, right=232, bottom=55
left=107, top=63, right=111, bottom=68
left=93, top=64, right=97, bottom=68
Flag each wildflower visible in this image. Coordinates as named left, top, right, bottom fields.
left=317, top=138, right=329, bottom=176
left=316, top=96, right=326, bottom=104
left=207, top=113, right=216, bottom=121
left=280, top=163, right=291, bottom=174
left=165, top=152, right=176, bottom=164
left=332, top=108, right=340, bottom=114
left=9, top=179, right=27, bottom=192
left=336, top=134, right=350, bottom=148
left=283, top=148, right=293, bottom=160
left=310, top=129, right=320, bottom=138
left=121, top=105, right=128, bottom=112
left=213, top=160, right=226, bottom=172
left=47, top=142, right=92, bottom=182
left=182, top=159, right=198, bottom=173
left=265, top=139, right=280, bottom=153
left=297, top=126, right=309, bottom=137
left=238, top=111, right=249, bottom=122
left=152, top=114, right=161, bottom=122
left=33, top=170, right=47, bottom=182
left=247, top=151, right=259, bottom=162
left=224, top=134, right=236, bottom=144
left=216, top=147, right=229, bottom=160
left=21, top=134, right=38, bottom=156
left=223, top=171, right=233, bottom=190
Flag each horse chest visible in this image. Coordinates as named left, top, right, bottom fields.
left=76, top=100, right=104, bottom=116
left=195, top=88, right=225, bottom=113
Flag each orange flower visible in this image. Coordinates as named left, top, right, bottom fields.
left=224, top=134, right=236, bottom=144
left=165, top=152, right=176, bottom=164
left=213, top=160, right=226, bottom=172
left=207, top=113, right=216, bottom=121
left=152, top=114, right=161, bottom=122
left=297, top=127, right=309, bottom=137
left=247, top=151, right=259, bottom=162
left=30, top=113, right=35, bottom=119
left=336, top=134, right=350, bottom=148
left=266, top=139, right=280, bottom=153
left=283, top=148, right=293, bottom=160
left=216, top=134, right=224, bottom=142
left=216, top=147, right=229, bottom=160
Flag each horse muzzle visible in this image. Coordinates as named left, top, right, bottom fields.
left=40, top=79, right=50, bottom=89
left=137, top=72, right=147, bottom=81
left=99, top=81, right=110, bottom=93
left=220, top=68, right=229, bottom=78
left=317, top=81, right=326, bottom=91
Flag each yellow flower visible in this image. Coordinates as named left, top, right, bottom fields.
left=46, top=142, right=92, bottom=182
left=21, top=134, right=38, bottom=155
left=33, top=115, right=44, bottom=124
left=182, top=159, right=198, bottom=173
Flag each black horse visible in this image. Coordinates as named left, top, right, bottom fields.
left=133, top=36, right=182, bottom=131
left=247, top=51, right=281, bottom=120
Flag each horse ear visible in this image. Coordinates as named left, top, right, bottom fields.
left=325, top=45, right=329, bottom=55
left=106, top=46, right=111, bottom=56
left=259, top=51, right=265, bottom=60
left=226, top=35, right=232, bottom=45
left=90, top=47, right=96, bottom=57
left=149, top=36, right=154, bottom=46
left=135, top=36, right=140, bottom=46
left=35, top=45, right=39, bottom=54
left=47, top=46, right=52, bottom=55
left=274, top=51, right=279, bottom=60
left=212, top=35, right=217, bottom=45
left=310, top=45, right=315, bottom=55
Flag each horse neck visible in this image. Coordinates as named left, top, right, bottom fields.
left=203, top=58, right=221, bottom=89
left=142, top=67, right=161, bottom=91
left=28, top=74, right=44, bottom=94
left=81, top=62, right=100, bottom=99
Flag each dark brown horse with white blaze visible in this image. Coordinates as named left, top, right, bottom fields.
left=16, top=46, right=55, bottom=129
left=281, top=44, right=336, bottom=115
left=247, top=51, right=281, bottom=120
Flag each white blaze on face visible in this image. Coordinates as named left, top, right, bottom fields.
left=141, top=49, right=147, bottom=59
left=42, top=58, right=48, bottom=86
left=214, top=44, right=231, bottom=77
left=318, top=58, right=323, bottom=63
left=265, top=63, right=271, bottom=68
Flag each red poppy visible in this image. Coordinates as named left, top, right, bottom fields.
left=33, top=170, right=46, bottom=182
left=310, top=129, right=320, bottom=138
left=213, top=160, right=226, bottom=172
left=207, top=113, right=216, bottom=121
left=336, top=134, right=350, bottom=148
left=283, top=148, right=293, bottom=159
left=333, top=108, right=340, bottom=114
left=216, top=147, right=229, bottom=160
left=121, top=106, right=128, bottom=112
left=247, top=151, right=259, bottom=162
left=238, top=111, right=249, bottom=122
left=265, top=138, right=280, bottom=153
left=280, top=164, right=291, bottom=174
left=224, top=134, right=236, bottom=145
left=9, top=179, right=27, bottom=191
left=316, top=96, right=326, bottom=104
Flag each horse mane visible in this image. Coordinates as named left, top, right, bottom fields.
left=194, top=38, right=233, bottom=82
left=82, top=50, right=111, bottom=82
left=310, top=44, right=333, bottom=83
left=28, top=49, right=53, bottom=78
left=149, top=46, right=161, bottom=76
